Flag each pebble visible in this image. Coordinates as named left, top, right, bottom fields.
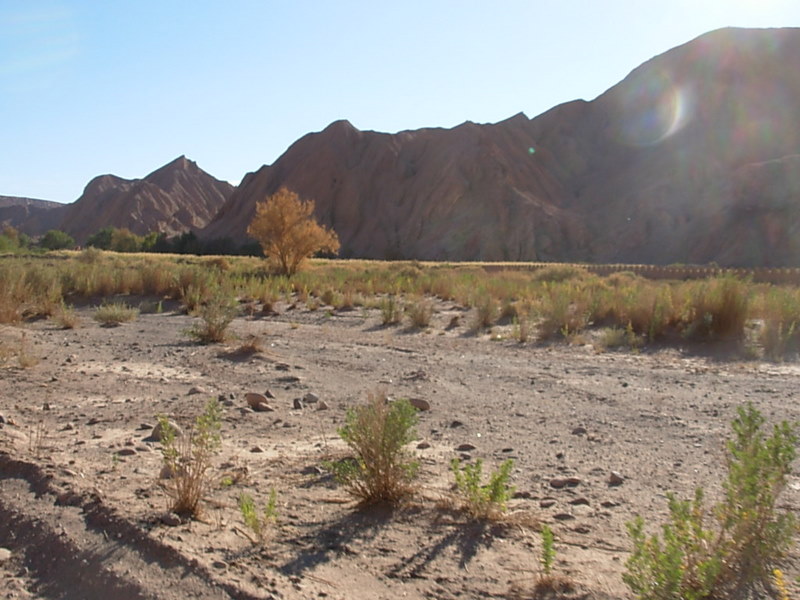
left=188, top=386, right=207, bottom=395
left=539, top=499, right=556, bottom=508
left=0, top=548, right=11, bottom=564
left=303, top=392, right=319, bottom=404
left=449, top=420, right=464, bottom=428
left=549, top=477, right=582, bottom=489
left=212, top=560, right=228, bottom=570
left=264, top=389, right=276, bottom=399
left=608, top=471, right=625, bottom=486
left=416, top=441, right=431, bottom=450
left=160, top=512, right=182, bottom=527
left=252, top=402, right=275, bottom=413
left=0, top=413, right=6, bottom=425
left=316, top=400, right=329, bottom=411
left=246, top=392, right=269, bottom=408
left=117, top=448, right=137, bottom=456
left=250, top=446, right=264, bottom=453
left=553, top=512, right=575, bottom=521
left=150, top=420, right=182, bottom=442
left=571, top=426, right=587, bottom=435
left=292, top=398, right=303, bottom=410
left=275, top=363, right=291, bottom=371
left=455, top=443, right=476, bottom=452
left=569, top=497, right=590, bottom=506
left=300, top=465, right=324, bottom=476
left=408, top=398, right=431, bottom=411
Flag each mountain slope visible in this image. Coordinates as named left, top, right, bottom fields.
left=58, top=156, right=234, bottom=244
left=203, top=27, right=800, bottom=266
left=0, top=196, right=66, bottom=236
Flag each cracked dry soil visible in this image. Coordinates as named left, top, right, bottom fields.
left=1, top=299, right=799, bottom=599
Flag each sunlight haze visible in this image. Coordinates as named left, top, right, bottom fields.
left=2, top=0, right=800, bottom=203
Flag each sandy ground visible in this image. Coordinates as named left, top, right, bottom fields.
left=1, top=298, right=799, bottom=599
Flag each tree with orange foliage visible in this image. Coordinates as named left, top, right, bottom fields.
left=247, top=187, right=340, bottom=276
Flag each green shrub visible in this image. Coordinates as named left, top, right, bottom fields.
left=187, top=290, right=238, bottom=343
left=379, top=295, right=403, bottom=325
left=238, top=489, right=278, bottom=544
left=158, top=398, right=222, bottom=518
left=328, top=394, right=419, bottom=504
left=623, top=403, right=798, bottom=600
left=541, top=524, right=556, bottom=576
left=93, top=302, right=138, bottom=326
left=450, top=458, right=515, bottom=519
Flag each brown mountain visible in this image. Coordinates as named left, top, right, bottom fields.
left=58, top=156, right=234, bottom=244
left=203, top=27, right=800, bottom=266
left=0, top=196, right=66, bottom=236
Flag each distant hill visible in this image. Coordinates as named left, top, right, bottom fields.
left=0, top=196, right=66, bottom=236
left=203, top=27, right=800, bottom=266
left=56, top=156, right=234, bottom=244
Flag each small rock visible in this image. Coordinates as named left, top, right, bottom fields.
left=608, top=471, right=625, bottom=486
left=55, top=491, right=82, bottom=506
left=137, top=423, right=153, bottom=431
left=549, top=477, right=582, bottom=489
left=250, top=445, right=265, bottom=453
left=264, top=389, right=276, bottom=399
left=416, top=441, right=431, bottom=450
left=160, top=512, right=182, bottom=527
left=316, top=400, right=329, bottom=411
left=0, top=548, right=11, bottom=564
left=252, top=402, right=275, bottom=413
left=569, top=497, right=590, bottom=506
left=573, top=525, right=591, bottom=534
left=292, top=398, right=303, bottom=410
left=42, top=402, right=52, bottom=411
left=571, top=426, right=587, bottom=436
left=62, top=422, right=75, bottom=431
left=212, top=560, right=228, bottom=570
left=553, top=512, right=575, bottom=521
left=275, top=363, right=291, bottom=371
left=600, top=500, right=620, bottom=508
left=246, top=392, right=269, bottom=409
left=150, top=420, right=182, bottom=442
left=87, top=417, right=101, bottom=426
left=455, top=443, right=476, bottom=452
left=408, top=398, right=431, bottom=411
left=0, top=414, right=6, bottom=425
left=539, top=499, right=557, bottom=508
left=449, top=420, right=464, bottom=428
left=303, top=392, right=319, bottom=404
left=188, top=386, right=206, bottom=396
left=277, top=375, right=301, bottom=384
left=117, top=448, right=136, bottom=456
left=513, top=490, right=532, bottom=499
left=300, top=465, right=323, bottom=476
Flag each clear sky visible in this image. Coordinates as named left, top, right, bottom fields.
left=2, top=0, right=800, bottom=203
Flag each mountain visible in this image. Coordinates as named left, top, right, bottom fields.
left=57, top=156, right=234, bottom=244
left=202, top=27, right=800, bottom=266
left=0, top=196, right=66, bottom=236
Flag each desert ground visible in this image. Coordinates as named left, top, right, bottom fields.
left=1, top=297, right=799, bottom=599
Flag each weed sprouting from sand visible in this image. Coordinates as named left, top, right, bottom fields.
left=238, top=489, right=278, bottom=545
left=94, top=302, right=139, bottom=326
left=450, top=458, right=515, bottom=519
left=157, top=398, right=222, bottom=518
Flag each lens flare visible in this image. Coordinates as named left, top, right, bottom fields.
left=614, top=71, right=692, bottom=147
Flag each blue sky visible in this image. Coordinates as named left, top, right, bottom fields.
left=2, top=0, right=800, bottom=203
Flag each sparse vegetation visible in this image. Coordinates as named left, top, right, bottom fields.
left=238, top=489, right=278, bottom=545
left=328, top=394, right=419, bottom=504
left=450, top=458, right=515, bottom=519
left=157, top=398, right=223, bottom=518
left=187, top=289, right=238, bottom=343
left=93, top=302, right=139, bottom=326
left=623, top=403, right=798, bottom=600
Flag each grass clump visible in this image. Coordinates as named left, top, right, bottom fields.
left=328, top=394, right=419, bottom=504
left=406, top=296, right=433, bottom=329
left=187, top=290, right=238, bottom=343
left=379, top=295, right=403, bottom=325
left=52, top=302, right=80, bottom=329
left=93, top=302, right=138, bottom=326
left=684, top=276, right=750, bottom=341
left=450, top=458, right=515, bottom=519
left=157, top=398, right=223, bottom=518
left=623, top=402, right=798, bottom=600
left=238, top=489, right=278, bottom=545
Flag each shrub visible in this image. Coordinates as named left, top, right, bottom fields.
left=157, top=398, right=222, bottom=518
left=39, top=229, right=74, bottom=250
left=238, top=489, right=278, bottom=545
left=471, top=294, right=497, bottom=331
left=52, top=302, right=79, bottom=329
left=93, top=302, right=138, bottom=326
left=684, top=277, right=749, bottom=341
left=328, top=394, right=419, bottom=504
left=450, top=458, right=515, bottom=519
left=406, top=297, right=433, bottom=329
left=247, top=187, right=340, bottom=276
left=380, top=295, right=403, bottom=325
left=532, top=264, right=588, bottom=283
left=187, top=290, right=238, bottom=343
left=623, top=403, right=798, bottom=600
left=541, top=524, right=555, bottom=576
